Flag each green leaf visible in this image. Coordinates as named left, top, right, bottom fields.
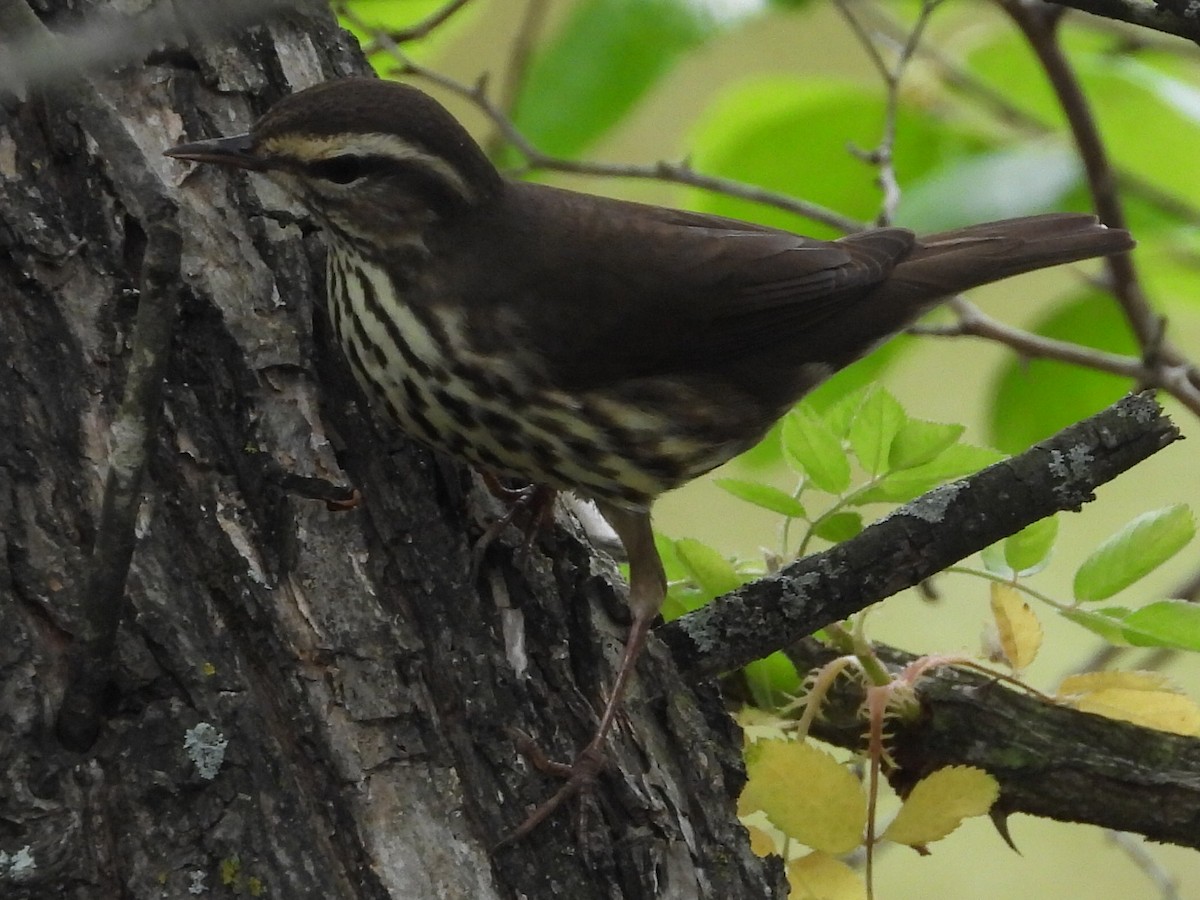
left=1062, top=602, right=1200, bottom=652
left=980, top=542, right=1013, bottom=579
left=652, top=531, right=688, bottom=584
left=854, top=444, right=1004, bottom=505
left=715, top=478, right=806, bottom=518
left=889, top=418, right=966, bottom=471
left=743, top=653, right=803, bottom=709
left=1121, top=601, right=1200, bottom=652
left=1074, top=505, right=1195, bottom=601
left=847, top=387, right=906, bottom=475
left=675, top=537, right=743, bottom=599
left=513, top=0, right=726, bottom=159
left=782, top=407, right=851, bottom=494
left=1004, top=516, right=1059, bottom=576
left=811, top=384, right=869, bottom=438
left=989, top=291, right=1137, bottom=454
left=662, top=582, right=707, bottom=620
left=688, top=78, right=987, bottom=236
left=898, top=141, right=1082, bottom=232
left=799, top=339, right=912, bottom=418
left=812, top=512, right=863, bottom=543
left=1061, top=607, right=1135, bottom=644
left=968, top=31, right=1200, bottom=218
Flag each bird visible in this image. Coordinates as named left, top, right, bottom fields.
left=165, top=76, right=1134, bottom=840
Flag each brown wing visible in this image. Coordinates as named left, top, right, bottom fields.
left=439, top=181, right=917, bottom=390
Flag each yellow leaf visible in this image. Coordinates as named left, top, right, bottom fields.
left=788, top=852, right=868, bottom=900
left=882, top=766, right=1000, bottom=846
left=744, top=823, right=778, bottom=858
left=1058, top=670, right=1173, bottom=695
left=989, top=582, right=1042, bottom=670
left=1069, top=688, right=1200, bottom=736
left=740, top=738, right=866, bottom=855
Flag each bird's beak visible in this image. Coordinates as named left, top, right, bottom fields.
left=164, top=133, right=266, bottom=171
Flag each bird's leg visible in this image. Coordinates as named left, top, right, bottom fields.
left=471, top=474, right=558, bottom=576
left=499, top=504, right=666, bottom=847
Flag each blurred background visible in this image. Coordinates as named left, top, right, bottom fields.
left=346, top=1, right=1200, bottom=895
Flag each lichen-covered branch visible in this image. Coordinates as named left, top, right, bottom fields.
left=660, top=393, right=1181, bottom=678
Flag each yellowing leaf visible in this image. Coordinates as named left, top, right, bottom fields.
left=1069, top=688, right=1200, bottom=736
left=882, top=766, right=1000, bottom=846
left=740, top=738, right=866, bottom=855
left=788, top=851, right=868, bottom=900
left=1058, top=670, right=1174, bottom=695
left=745, top=823, right=778, bottom=858
left=989, top=582, right=1043, bottom=671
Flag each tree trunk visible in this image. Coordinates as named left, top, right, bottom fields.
left=0, top=2, right=782, bottom=897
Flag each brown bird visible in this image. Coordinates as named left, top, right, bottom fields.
left=166, top=76, right=1133, bottom=839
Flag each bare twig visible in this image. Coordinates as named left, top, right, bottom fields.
left=999, top=2, right=1159, bottom=351
left=1105, top=831, right=1182, bottom=899
left=498, top=0, right=548, bottom=117
left=339, top=24, right=865, bottom=232
left=912, top=297, right=1200, bottom=418
left=858, top=1, right=1200, bottom=228
left=1172, top=565, right=1200, bottom=603
left=481, top=0, right=550, bottom=159
left=833, top=0, right=942, bottom=224
left=359, top=0, right=474, bottom=46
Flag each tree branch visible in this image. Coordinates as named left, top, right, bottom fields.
left=1050, top=0, right=1200, bottom=45
left=659, top=392, right=1182, bottom=678
left=785, top=638, right=1200, bottom=849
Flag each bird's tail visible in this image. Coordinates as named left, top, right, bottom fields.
left=887, top=213, right=1133, bottom=298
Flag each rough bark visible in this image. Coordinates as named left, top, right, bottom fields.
left=0, top=3, right=782, bottom=897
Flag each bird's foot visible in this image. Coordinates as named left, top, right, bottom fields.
left=471, top=476, right=557, bottom=577
left=494, top=729, right=609, bottom=850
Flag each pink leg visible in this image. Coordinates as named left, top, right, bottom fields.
left=498, top=503, right=666, bottom=848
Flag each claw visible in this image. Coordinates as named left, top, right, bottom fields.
left=471, top=476, right=557, bottom=579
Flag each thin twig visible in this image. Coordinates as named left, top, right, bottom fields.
left=364, top=0, right=474, bottom=46
left=487, top=0, right=550, bottom=159
left=343, top=25, right=865, bottom=232
left=833, top=0, right=942, bottom=224
left=480, top=0, right=549, bottom=158
left=859, top=0, right=1200, bottom=227
left=1104, top=831, right=1181, bottom=900
left=913, top=297, right=1200, bottom=417
left=999, top=1, right=1159, bottom=352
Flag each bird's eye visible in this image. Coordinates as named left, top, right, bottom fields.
left=308, top=155, right=367, bottom=185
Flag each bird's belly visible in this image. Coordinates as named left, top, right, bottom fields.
left=327, top=255, right=749, bottom=508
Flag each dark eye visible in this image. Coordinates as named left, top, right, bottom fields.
left=308, top=155, right=368, bottom=184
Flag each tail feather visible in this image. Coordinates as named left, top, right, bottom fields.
left=894, top=213, right=1133, bottom=296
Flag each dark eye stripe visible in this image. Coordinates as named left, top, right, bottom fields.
left=306, top=155, right=387, bottom=184
left=303, top=153, right=473, bottom=212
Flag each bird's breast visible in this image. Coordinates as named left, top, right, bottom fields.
left=324, top=247, right=758, bottom=508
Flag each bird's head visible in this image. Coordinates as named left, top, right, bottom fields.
left=166, top=77, right=501, bottom=242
